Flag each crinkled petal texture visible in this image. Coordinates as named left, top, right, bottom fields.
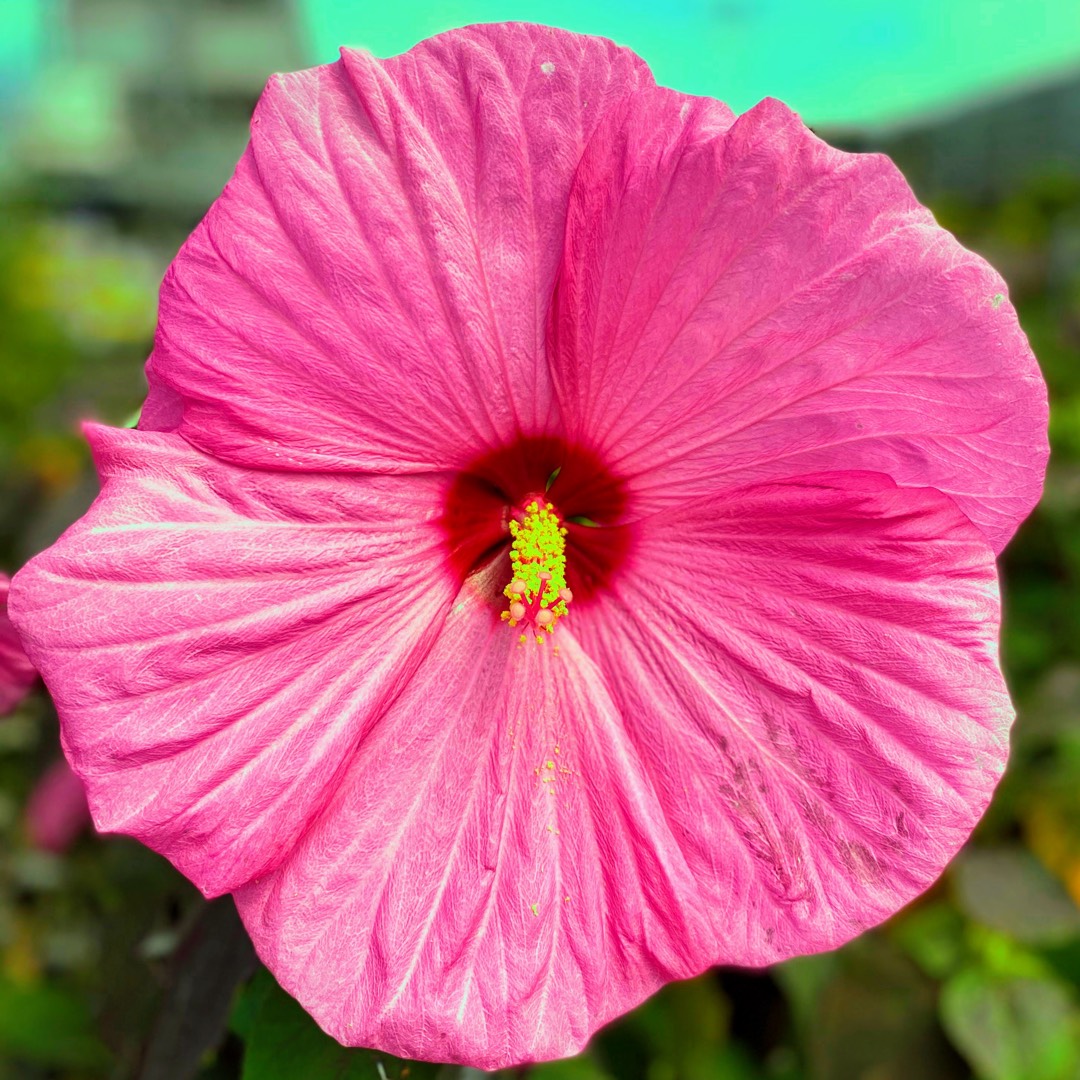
left=235, top=573, right=714, bottom=1065
left=0, top=575, right=37, bottom=714
left=6, top=21, right=1048, bottom=1073
left=232, top=473, right=1009, bottom=1067
left=141, top=22, right=655, bottom=468
left=576, top=474, right=1011, bottom=961
left=11, top=425, right=457, bottom=896
left=13, top=440, right=1011, bottom=1066
left=551, top=87, right=1048, bottom=552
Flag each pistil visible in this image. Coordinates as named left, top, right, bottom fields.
left=502, top=500, right=573, bottom=643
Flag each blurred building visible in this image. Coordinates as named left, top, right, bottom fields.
left=13, top=0, right=306, bottom=230
left=852, top=70, right=1080, bottom=202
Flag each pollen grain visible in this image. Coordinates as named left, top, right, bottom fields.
left=501, top=500, right=572, bottom=640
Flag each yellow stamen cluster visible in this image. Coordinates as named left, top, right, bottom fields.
left=502, top=501, right=572, bottom=642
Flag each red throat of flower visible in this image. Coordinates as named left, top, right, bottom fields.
left=439, top=437, right=632, bottom=639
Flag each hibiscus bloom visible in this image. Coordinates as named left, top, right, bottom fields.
left=2, top=575, right=88, bottom=850
left=26, top=758, right=91, bottom=853
left=1, top=574, right=36, bottom=715
left=9, top=23, right=1046, bottom=1069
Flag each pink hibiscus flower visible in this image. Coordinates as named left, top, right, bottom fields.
left=25, top=757, right=91, bottom=853
left=2, top=575, right=88, bottom=850
left=9, top=23, right=1047, bottom=1069
left=1, top=574, right=36, bottom=715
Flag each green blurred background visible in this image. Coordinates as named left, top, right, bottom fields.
left=1, top=2, right=1080, bottom=1078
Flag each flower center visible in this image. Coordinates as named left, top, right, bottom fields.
left=502, top=499, right=574, bottom=643
left=439, top=436, right=633, bottom=624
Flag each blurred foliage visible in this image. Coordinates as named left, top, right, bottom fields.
left=2, top=105, right=1080, bottom=1080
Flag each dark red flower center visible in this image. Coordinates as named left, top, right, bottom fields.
left=440, top=436, right=632, bottom=617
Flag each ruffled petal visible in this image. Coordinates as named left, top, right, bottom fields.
left=9, top=426, right=453, bottom=895
left=235, top=568, right=716, bottom=1069
left=144, top=24, right=653, bottom=470
left=0, top=575, right=37, bottom=714
left=573, top=472, right=1011, bottom=963
left=551, top=91, right=1047, bottom=552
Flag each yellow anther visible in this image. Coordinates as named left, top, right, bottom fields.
left=503, top=499, right=571, bottom=635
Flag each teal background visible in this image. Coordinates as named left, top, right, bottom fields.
left=302, top=0, right=1080, bottom=126
left=5, top=2, right=1080, bottom=125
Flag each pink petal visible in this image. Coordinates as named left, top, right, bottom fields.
left=235, top=566, right=715, bottom=1069
left=574, top=471, right=1011, bottom=964
left=9, top=425, right=455, bottom=896
left=143, top=24, right=653, bottom=471
left=236, top=471, right=1006, bottom=1066
left=551, top=91, right=1047, bottom=553
left=0, top=575, right=37, bottom=714
left=26, top=759, right=91, bottom=853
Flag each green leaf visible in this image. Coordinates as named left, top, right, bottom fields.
left=0, top=977, right=111, bottom=1069
left=239, top=967, right=447, bottom=1080
left=595, top=975, right=763, bottom=1080
left=889, top=901, right=966, bottom=979
left=940, top=968, right=1080, bottom=1080
left=952, top=847, right=1080, bottom=945
left=529, top=1055, right=614, bottom=1079
left=773, top=952, right=838, bottom=1049
left=785, top=936, right=960, bottom=1080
